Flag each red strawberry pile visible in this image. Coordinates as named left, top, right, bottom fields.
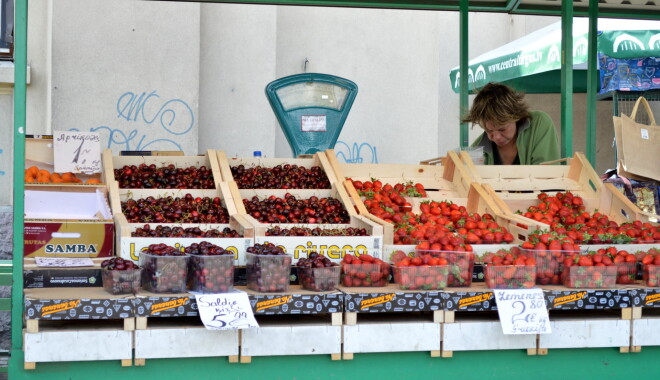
left=413, top=248, right=475, bottom=287
left=482, top=247, right=536, bottom=289
left=340, top=254, right=390, bottom=287
left=640, top=248, right=660, bottom=287
left=519, top=191, right=659, bottom=244
left=599, top=247, right=637, bottom=284
left=520, top=231, right=581, bottom=285
left=350, top=179, right=514, bottom=246
left=561, top=251, right=619, bottom=288
left=392, top=254, right=449, bottom=290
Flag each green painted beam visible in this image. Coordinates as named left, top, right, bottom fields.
left=10, top=347, right=660, bottom=380
left=459, top=0, right=469, bottom=148
left=11, top=0, right=28, bottom=358
left=560, top=2, right=573, bottom=159
left=585, top=0, right=598, bottom=167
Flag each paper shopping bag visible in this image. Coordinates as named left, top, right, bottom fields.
left=613, top=96, right=660, bottom=181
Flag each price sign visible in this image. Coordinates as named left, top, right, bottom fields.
left=494, top=289, right=551, bottom=334
left=195, top=291, right=259, bottom=330
left=53, top=131, right=102, bottom=173
left=35, top=257, right=94, bottom=267
left=301, top=115, right=327, bottom=132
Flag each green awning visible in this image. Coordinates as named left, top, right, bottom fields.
left=449, top=18, right=660, bottom=94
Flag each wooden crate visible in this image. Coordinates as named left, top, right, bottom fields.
left=342, top=313, right=441, bottom=359
left=325, top=149, right=472, bottom=198
left=25, top=137, right=105, bottom=186
left=134, top=317, right=239, bottom=365
left=537, top=310, right=632, bottom=354
left=23, top=287, right=136, bottom=369
left=216, top=150, right=338, bottom=185
left=229, top=182, right=384, bottom=262
left=102, top=148, right=223, bottom=188
left=240, top=315, right=342, bottom=362
left=454, top=151, right=657, bottom=241
left=23, top=320, right=133, bottom=369
left=110, top=182, right=254, bottom=263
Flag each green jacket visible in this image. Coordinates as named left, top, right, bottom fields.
left=471, top=110, right=560, bottom=165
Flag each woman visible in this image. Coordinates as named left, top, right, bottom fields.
left=463, top=82, right=560, bottom=165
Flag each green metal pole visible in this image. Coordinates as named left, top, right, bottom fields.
left=459, top=0, right=469, bottom=148
left=585, top=0, right=598, bottom=167
left=560, top=1, right=573, bottom=159
left=10, top=0, right=28, bottom=371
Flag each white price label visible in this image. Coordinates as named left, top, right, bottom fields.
left=195, top=291, right=259, bottom=330
left=494, top=288, right=551, bottom=335
left=301, top=115, right=327, bottom=132
left=53, top=131, right=102, bottom=173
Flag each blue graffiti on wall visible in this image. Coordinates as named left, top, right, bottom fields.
left=0, top=148, right=4, bottom=175
left=334, top=141, right=378, bottom=163
left=70, top=90, right=194, bottom=151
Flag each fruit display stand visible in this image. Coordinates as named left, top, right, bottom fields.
left=228, top=182, right=384, bottom=262
left=340, top=284, right=444, bottom=358
left=22, top=287, right=136, bottom=369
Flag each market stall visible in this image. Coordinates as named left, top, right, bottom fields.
left=7, top=0, right=660, bottom=379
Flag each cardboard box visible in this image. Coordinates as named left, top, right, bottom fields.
left=24, top=288, right=135, bottom=320
left=24, top=267, right=102, bottom=288
left=24, top=187, right=114, bottom=258
left=342, top=284, right=444, bottom=313
left=25, top=136, right=104, bottom=185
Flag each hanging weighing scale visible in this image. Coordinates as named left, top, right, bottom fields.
left=265, top=73, right=358, bottom=157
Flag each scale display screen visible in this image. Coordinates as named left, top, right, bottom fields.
left=275, top=82, right=349, bottom=111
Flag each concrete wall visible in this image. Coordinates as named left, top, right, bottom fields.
left=19, top=2, right=613, bottom=167
left=27, top=0, right=201, bottom=155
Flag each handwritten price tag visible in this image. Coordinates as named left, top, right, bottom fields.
left=195, top=291, right=259, bottom=330
left=494, top=289, right=551, bottom=335
left=35, top=257, right=94, bottom=267
left=53, top=131, right=102, bottom=173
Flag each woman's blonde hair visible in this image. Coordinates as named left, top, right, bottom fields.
left=462, top=82, right=531, bottom=127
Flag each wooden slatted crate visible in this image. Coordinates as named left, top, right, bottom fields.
left=102, top=149, right=223, bottom=188
left=228, top=182, right=384, bottom=262
left=457, top=151, right=657, bottom=240
left=216, top=150, right=338, bottom=185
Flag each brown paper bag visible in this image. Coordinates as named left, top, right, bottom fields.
left=613, top=96, right=660, bottom=181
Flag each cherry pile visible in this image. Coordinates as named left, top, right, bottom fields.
left=184, top=241, right=231, bottom=256
left=101, top=257, right=139, bottom=270
left=115, top=163, right=215, bottom=189
left=231, top=164, right=331, bottom=189
left=131, top=224, right=240, bottom=238
left=266, top=226, right=367, bottom=236
left=121, top=193, right=229, bottom=224
left=243, top=194, right=350, bottom=224
left=519, top=191, right=660, bottom=244
left=187, top=242, right=234, bottom=293
left=101, top=257, right=141, bottom=295
left=140, top=243, right=187, bottom=293
left=246, top=243, right=292, bottom=292
left=296, top=252, right=340, bottom=291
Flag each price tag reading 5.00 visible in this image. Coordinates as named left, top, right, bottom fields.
left=53, top=131, right=102, bottom=174
left=495, top=288, right=551, bottom=335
